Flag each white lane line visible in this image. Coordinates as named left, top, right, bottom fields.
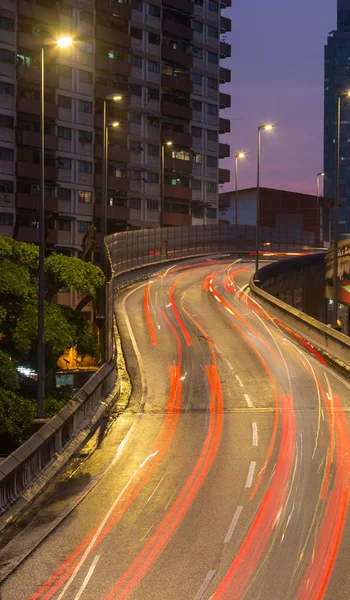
left=72, top=555, right=100, bottom=600
left=224, top=506, right=243, bottom=544
left=235, top=375, right=243, bottom=387
left=193, top=569, right=216, bottom=600
left=244, top=394, right=253, bottom=408
left=245, top=461, right=256, bottom=488
left=252, top=422, right=258, bottom=447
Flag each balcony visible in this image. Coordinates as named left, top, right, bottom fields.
left=220, top=41, right=231, bottom=59
left=95, top=55, right=131, bottom=77
left=18, top=98, right=58, bottom=120
left=163, top=0, right=193, bottom=14
left=219, top=143, right=230, bottom=159
left=163, top=212, right=192, bottom=226
left=162, top=46, right=193, bottom=68
left=219, top=168, right=230, bottom=184
left=163, top=19, right=193, bottom=41
left=94, top=174, right=130, bottom=192
left=16, top=193, right=58, bottom=212
left=162, top=74, right=193, bottom=94
left=19, top=130, right=58, bottom=151
left=94, top=144, right=130, bottom=162
left=95, top=83, right=129, bottom=100
left=94, top=203, right=130, bottom=222
left=18, top=0, right=57, bottom=23
left=162, top=102, right=192, bottom=121
left=219, top=117, right=230, bottom=134
left=164, top=184, right=192, bottom=201
left=219, top=67, right=231, bottom=84
left=220, top=16, right=232, bottom=33
left=219, top=92, right=231, bottom=109
left=95, top=25, right=130, bottom=48
left=165, top=156, right=193, bottom=174
left=161, top=130, right=192, bottom=147
left=98, top=0, right=131, bottom=19
left=17, top=65, right=59, bottom=88
left=16, top=226, right=58, bottom=245
left=17, top=162, right=58, bottom=181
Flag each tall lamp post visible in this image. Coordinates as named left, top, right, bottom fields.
left=332, top=91, right=350, bottom=327
left=37, top=36, right=72, bottom=420
left=316, top=171, right=324, bottom=247
left=235, top=152, right=245, bottom=242
left=160, top=140, right=172, bottom=227
left=255, top=124, right=274, bottom=276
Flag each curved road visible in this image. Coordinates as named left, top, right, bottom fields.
left=2, top=257, right=350, bottom=600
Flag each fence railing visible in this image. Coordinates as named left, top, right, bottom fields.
left=106, top=224, right=316, bottom=277
left=0, top=360, right=117, bottom=516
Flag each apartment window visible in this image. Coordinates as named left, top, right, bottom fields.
left=79, top=69, right=93, bottom=83
left=58, top=95, right=72, bottom=109
left=148, top=144, right=159, bottom=156
left=194, top=0, right=203, bottom=5
left=148, top=87, right=159, bottom=100
left=78, top=161, right=92, bottom=174
left=79, top=9, right=93, bottom=23
left=0, top=211, right=13, bottom=226
left=192, top=207, right=204, bottom=219
left=148, top=118, right=159, bottom=127
left=0, top=49, right=14, bottom=63
left=192, top=21, right=203, bottom=33
left=148, top=172, right=159, bottom=183
left=77, top=41, right=93, bottom=53
left=149, top=32, right=160, bottom=45
left=57, top=126, right=72, bottom=140
left=58, top=64, right=72, bottom=78
left=78, top=220, right=90, bottom=233
left=191, top=99, right=202, bottom=111
left=130, top=141, right=142, bottom=152
left=191, top=125, right=202, bottom=138
left=208, top=103, right=218, bottom=115
left=0, top=148, right=14, bottom=161
left=0, top=180, right=14, bottom=193
left=131, top=0, right=143, bottom=10
left=130, top=197, right=141, bottom=209
left=192, top=73, right=202, bottom=85
left=0, top=115, right=13, bottom=128
left=148, top=4, right=160, bottom=16
left=207, top=181, right=217, bottom=192
left=207, top=207, right=217, bottom=218
left=172, top=150, right=190, bottom=161
left=208, top=25, right=218, bottom=37
left=207, top=156, right=218, bottom=167
left=208, top=51, right=218, bottom=64
left=148, top=60, right=160, bottom=73
left=207, top=129, right=218, bottom=141
left=0, top=81, right=14, bottom=96
left=192, top=179, right=201, bottom=190
left=56, top=219, right=71, bottom=231
left=131, top=170, right=141, bottom=180
left=79, top=130, right=93, bottom=143
left=78, top=190, right=92, bottom=203
left=208, top=77, right=218, bottom=90
left=57, top=188, right=71, bottom=201
left=208, top=0, right=218, bottom=11
left=192, top=47, right=203, bottom=59
left=147, top=199, right=159, bottom=211
left=57, top=157, right=71, bottom=170
left=79, top=100, right=92, bottom=113
left=131, top=112, right=142, bottom=124
left=131, top=26, right=143, bottom=39
left=131, top=84, right=142, bottom=96
left=130, top=55, right=143, bottom=68
left=192, top=152, right=201, bottom=163
left=0, top=17, right=15, bottom=31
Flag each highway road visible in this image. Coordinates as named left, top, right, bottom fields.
left=2, top=256, right=350, bottom=600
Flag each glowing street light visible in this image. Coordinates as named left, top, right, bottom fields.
left=235, top=152, right=246, bottom=233
left=255, top=124, right=275, bottom=275
left=161, top=141, right=173, bottom=227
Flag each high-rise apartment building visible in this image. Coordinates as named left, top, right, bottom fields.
left=324, top=0, right=350, bottom=236
left=0, top=0, right=231, bottom=252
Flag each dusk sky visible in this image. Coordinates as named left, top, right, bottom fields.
left=221, top=0, right=336, bottom=195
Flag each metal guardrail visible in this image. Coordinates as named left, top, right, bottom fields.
left=0, top=360, right=116, bottom=516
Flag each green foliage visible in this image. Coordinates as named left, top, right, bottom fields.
left=0, top=351, right=19, bottom=390
left=45, top=253, right=105, bottom=299
left=0, top=388, right=36, bottom=452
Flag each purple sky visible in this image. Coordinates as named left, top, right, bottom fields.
left=220, top=0, right=336, bottom=195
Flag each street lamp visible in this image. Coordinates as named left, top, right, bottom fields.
left=37, top=36, right=73, bottom=419
left=332, top=91, right=350, bottom=327
left=235, top=152, right=245, bottom=240
left=316, top=172, right=324, bottom=247
left=255, top=123, right=274, bottom=276
left=160, top=141, right=172, bottom=227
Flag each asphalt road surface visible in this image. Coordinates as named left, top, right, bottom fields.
left=2, top=257, right=350, bottom=600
